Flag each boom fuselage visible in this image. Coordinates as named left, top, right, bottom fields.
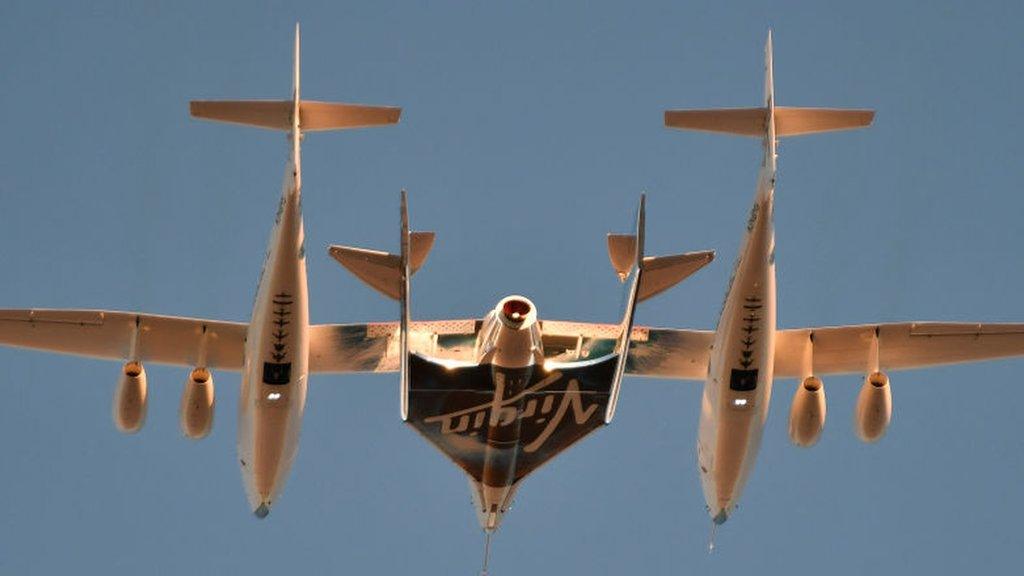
left=699, top=157, right=777, bottom=525
left=238, top=140, right=310, bottom=517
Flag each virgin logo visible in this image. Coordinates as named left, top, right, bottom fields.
left=422, top=370, right=600, bottom=453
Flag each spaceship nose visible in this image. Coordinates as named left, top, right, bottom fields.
left=254, top=502, right=271, bottom=519
left=712, top=509, right=729, bottom=525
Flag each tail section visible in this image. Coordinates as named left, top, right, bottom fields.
left=663, top=107, right=768, bottom=137
left=190, top=24, right=401, bottom=133
left=602, top=195, right=715, bottom=423
left=328, top=229, right=434, bottom=300
left=292, top=22, right=301, bottom=136
left=328, top=191, right=435, bottom=421
left=605, top=235, right=714, bottom=302
left=663, top=106, right=874, bottom=138
left=664, top=31, right=873, bottom=142
left=773, top=107, right=875, bottom=136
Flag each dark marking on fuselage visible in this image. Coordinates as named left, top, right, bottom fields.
left=270, top=292, right=293, bottom=363
left=737, top=295, right=763, bottom=372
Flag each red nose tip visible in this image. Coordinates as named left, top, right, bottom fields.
left=502, top=299, right=532, bottom=322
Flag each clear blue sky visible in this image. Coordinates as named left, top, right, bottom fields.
left=1, top=1, right=1023, bottom=574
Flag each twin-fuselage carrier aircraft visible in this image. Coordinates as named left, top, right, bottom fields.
left=3, top=28, right=1024, bottom=570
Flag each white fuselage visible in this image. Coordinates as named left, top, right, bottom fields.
left=698, top=148, right=777, bottom=524
left=237, top=135, right=310, bottom=517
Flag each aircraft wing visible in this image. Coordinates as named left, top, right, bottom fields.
left=309, top=320, right=715, bottom=379
left=0, top=309, right=247, bottom=370
left=774, top=322, right=1024, bottom=378
left=309, top=320, right=478, bottom=373
left=624, top=326, right=715, bottom=380
left=406, top=352, right=617, bottom=483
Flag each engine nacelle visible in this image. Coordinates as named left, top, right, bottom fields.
left=113, top=361, right=148, bottom=434
left=180, top=367, right=215, bottom=439
left=788, top=376, right=827, bottom=447
left=855, top=371, right=892, bottom=443
left=475, top=295, right=543, bottom=368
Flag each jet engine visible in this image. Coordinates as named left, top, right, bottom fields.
left=855, top=371, right=892, bottom=443
left=113, top=361, right=148, bottom=433
left=788, top=376, right=826, bottom=447
left=180, top=367, right=215, bottom=439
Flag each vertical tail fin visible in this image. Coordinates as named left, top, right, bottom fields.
left=189, top=24, right=401, bottom=133
left=663, top=31, right=873, bottom=144
left=605, top=194, right=645, bottom=423
left=764, top=30, right=776, bottom=167
left=326, top=192, right=437, bottom=421
left=764, top=29, right=774, bottom=110
left=602, top=196, right=715, bottom=424
left=292, top=22, right=301, bottom=140
left=398, top=191, right=411, bottom=421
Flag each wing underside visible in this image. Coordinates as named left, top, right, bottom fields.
left=0, top=309, right=246, bottom=370
left=308, top=320, right=715, bottom=379
left=774, top=322, right=1024, bottom=378
left=9, top=313, right=1014, bottom=382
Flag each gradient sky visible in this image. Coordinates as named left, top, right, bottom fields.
left=2, top=1, right=1023, bottom=574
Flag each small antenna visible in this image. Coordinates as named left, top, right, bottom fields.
left=708, top=521, right=717, bottom=554
left=480, top=530, right=493, bottom=576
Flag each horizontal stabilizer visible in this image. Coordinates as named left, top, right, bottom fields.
left=328, top=232, right=434, bottom=300
left=190, top=100, right=292, bottom=131
left=607, top=235, right=715, bottom=299
left=774, top=107, right=874, bottom=137
left=664, top=107, right=767, bottom=136
left=408, top=231, right=435, bottom=273
left=664, top=106, right=873, bottom=137
left=329, top=246, right=402, bottom=299
left=190, top=100, right=401, bottom=132
left=638, top=250, right=715, bottom=302
left=607, top=234, right=638, bottom=281
left=299, top=101, right=402, bottom=131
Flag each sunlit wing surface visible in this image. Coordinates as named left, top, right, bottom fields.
left=308, top=320, right=478, bottom=373
left=774, top=322, right=1024, bottom=378
left=624, top=327, right=714, bottom=380
left=0, top=313, right=713, bottom=380
left=309, top=320, right=714, bottom=379
left=405, top=353, right=616, bottom=483
left=0, top=309, right=246, bottom=370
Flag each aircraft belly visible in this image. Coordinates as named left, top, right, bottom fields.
left=238, top=355, right=308, bottom=511
left=700, top=207, right=776, bottom=516
left=237, top=193, right=309, bottom=514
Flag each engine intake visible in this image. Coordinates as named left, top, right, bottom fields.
left=855, top=371, right=892, bottom=443
left=113, top=361, right=148, bottom=434
left=788, top=376, right=827, bottom=447
left=180, top=367, right=215, bottom=439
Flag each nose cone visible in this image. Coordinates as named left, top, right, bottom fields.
left=254, top=502, right=271, bottom=519
left=712, top=509, right=729, bottom=525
